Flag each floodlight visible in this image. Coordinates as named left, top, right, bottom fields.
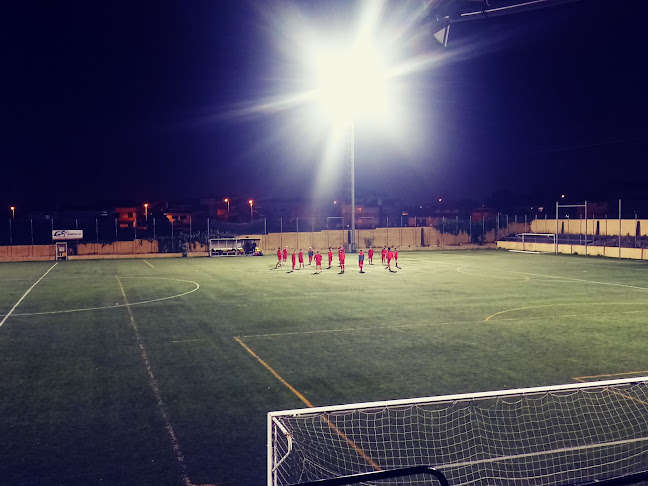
left=310, top=44, right=391, bottom=123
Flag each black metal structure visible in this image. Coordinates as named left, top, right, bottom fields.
left=288, top=465, right=450, bottom=486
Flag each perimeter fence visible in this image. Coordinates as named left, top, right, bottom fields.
left=0, top=214, right=531, bottom=249
left=4, top=212, right=647, bottom=252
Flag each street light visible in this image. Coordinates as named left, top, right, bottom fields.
left=224, top=198, right=230, bottom=217
left=248, top=199, right=253, bottom=221
left=144, top=203, right=149, bottom=222
left=10, top=206, right=15, bottom=219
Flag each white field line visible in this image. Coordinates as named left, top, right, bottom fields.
left=439, top=436, right=648, bottom=471
left=6, top=277, right=200, bottom=317
left=0, top=262, right=58, bottom=328
left=116, top=276, right=192, bottom=486
left=239, top=306, right=648, bottom=339
left=143, top=259, right=155, bottom=268
left=415, top=258, right=648, bottom=292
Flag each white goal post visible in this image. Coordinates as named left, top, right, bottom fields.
left=517, top=232, right=556, bottom=253
left=268, top=376, right=648, bottom=486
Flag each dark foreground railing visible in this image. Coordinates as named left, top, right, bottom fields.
left=288, top=466, right=450, bottom=486
left=575, top=471, right=648, bottom=486
left=287, top=467, right=648, bottom=486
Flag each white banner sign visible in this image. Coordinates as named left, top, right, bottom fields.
left=52, top=230, right=84, bottom=241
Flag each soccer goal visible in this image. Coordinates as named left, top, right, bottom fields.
left=268, top=376, right=648, bottom=486
left=515, top=232, right=556, bottom=253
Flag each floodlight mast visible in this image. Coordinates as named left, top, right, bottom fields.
left=348, top=121, right=356, bottom=252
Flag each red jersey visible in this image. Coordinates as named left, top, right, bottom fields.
left=381, top=248, right=387, bottom=258
left=328, top=250, right=333, bottom=262
left=394, top=250, right=399, bottom=260
left=314, top=253, right=322, bottom=265
left=277, top=249, right=282, bottom=261
left=291, top=252, right=296, bottom=263
left=368, top=248, right=374, bottom=259
left=283, top=248, right=288, bottom=260
left=298, top=251, right=304, bottom=263
left=339, top=251, right=345, bottom=263
left=387, top=250, right=393, bottom=261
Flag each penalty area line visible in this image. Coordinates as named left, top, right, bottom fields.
left=143, top=259, right=155, bottom=268
left=0, top=262, right=58, bottom=328
left=116, top=276, right=193, bottom=486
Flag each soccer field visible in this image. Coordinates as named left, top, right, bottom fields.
left=1, top=250, right=647, bottom=485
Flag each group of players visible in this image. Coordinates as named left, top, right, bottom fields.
left=275, top=246, right=400, bottom=274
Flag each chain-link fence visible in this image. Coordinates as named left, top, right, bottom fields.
left=3, top=211, right=647, bottom=250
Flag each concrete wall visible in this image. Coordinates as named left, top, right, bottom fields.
left=532, top=218, right=648, bottom=237
left=497, top=240, right=648, bottom=260
left=77, top=239, right=158, bottom=255
left=0, top=245, right=56, bottom=262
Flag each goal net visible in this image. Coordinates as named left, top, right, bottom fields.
left=268, top=376, right=648, bottom=485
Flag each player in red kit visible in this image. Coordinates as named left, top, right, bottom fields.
left=367, top=246, right=374, bottom=264
left=339, top=247, right=346, bottom=273
left=276, top=248, right=282, bottom=268
left=308, top=247, right=314, bottom=265
left=298, top=249, right=304, bottom=269
left=394, top=247, right=400, bottom=268
left=381, top=247, right=387, bottom=265
left=338, top=246, right=343, bottom=267
left=327, top=248, right=333, bottom=268
left=291, top=250, right=297, bottom=271
left=314, top=250, right=323, bottom=273
left=358, top=249, right=365, bottom=273
left=283, top=246, right=288, bottom=264
left=386, top=247, right=394, bottom=271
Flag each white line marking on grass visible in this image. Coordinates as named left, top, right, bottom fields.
left=432, top=259, right=648, bottom=292
left=143, top=259, right=155, bottom=268
left=485, top=302, right=648, bottom=321
left=116, top=276, right=193, bottom=486
left=240, top=306, right=648, bottom=338
left=0, top=262, right=58, bottom=328
left=440, top=436, right=648, bottom=471
left=457, top=266, right=530, bottom=281
left=172, top=339, right=205, bottom=343
left=12, top=277, right=200, bottom=317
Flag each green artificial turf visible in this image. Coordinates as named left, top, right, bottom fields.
left=0, top=251, right=647, bottom=485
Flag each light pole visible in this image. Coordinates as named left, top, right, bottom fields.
left=144, top=203, right=148, bottom=222
left=248, top=199, right=253, bottom=222
left=10, top=206, right=15, bottom=219
left=348, top=122, right=355, bottom=251
left=224, top=198, right=230, bottom=218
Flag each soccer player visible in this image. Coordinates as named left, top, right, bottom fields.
left=381, top=246, right=387, bottom=265
left=386, top=247, right=394, bottom=271
left=327, top=247, right=333, bottom=269
left=298, top=249, right=305, bottom=269
left=358, top=249, right=365, bottom=273
left=368, top=246, right=374, bottom=264
left=339, top=247, right=346, bottom=273
left=291, top=249, right=297, bottom=271
left=308, top=247, right=314, bottom=265
left=338, top=246, right=343, bottom=267
left=394, top=247, right=400, bottom=268
left=283, top=246, right=288, bottom=264
left=276, top=247, right=282, bottom=268
left=314, top=250, right=323, bottom=273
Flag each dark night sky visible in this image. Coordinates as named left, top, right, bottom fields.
left=2, top=0, right=646, bottom=212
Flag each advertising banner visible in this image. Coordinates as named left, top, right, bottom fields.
left=52, top=230, right=84, bottom=241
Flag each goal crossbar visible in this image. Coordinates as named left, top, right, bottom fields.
left=268, top=376, right=648, bottom=486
